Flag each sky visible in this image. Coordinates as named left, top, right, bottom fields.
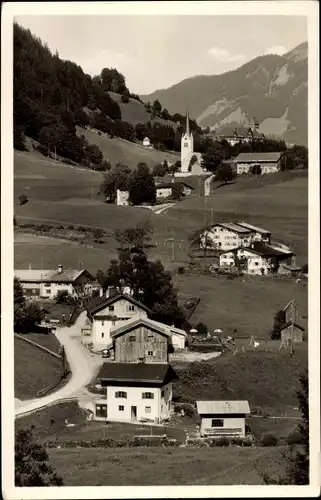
left=15, top=15, right=307, bottom=95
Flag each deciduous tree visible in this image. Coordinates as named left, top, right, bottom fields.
left=15, top=426, right=63, bottom=486
left=128, top=163, right=156, bottom=206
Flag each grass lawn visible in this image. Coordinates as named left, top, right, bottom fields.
left=47, top=445, right=287, bottom=485
left=173, top=273, right=308, bottom=337
left=14, top=336, right=65, bottom=400
left=20, top=332, right=61, bottom=354
left=173, top=348, right=308, bottom=415
left=76, top=126, right=180, bottom=171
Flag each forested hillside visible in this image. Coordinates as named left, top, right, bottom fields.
left=13, top=23, right=201, bottom=165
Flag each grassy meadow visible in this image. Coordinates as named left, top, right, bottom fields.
left=14, top=336, right=65, bottom=400
left=47, top=445, right=287, bottom=485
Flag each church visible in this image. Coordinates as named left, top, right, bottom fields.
left=175, top=112, right=207, bottom=177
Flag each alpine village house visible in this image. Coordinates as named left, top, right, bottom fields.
left=200, top=222, right=296, bottom=276
left=86, top=290, right=180, bottom=424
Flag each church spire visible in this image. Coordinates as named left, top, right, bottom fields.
left=186, top=109, right=190, bottom=136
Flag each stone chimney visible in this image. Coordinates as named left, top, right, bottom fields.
left=58, top=264, right=63, bottom=274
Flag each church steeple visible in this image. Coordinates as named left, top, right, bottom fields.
left=186, top=110, right=190, bottom=136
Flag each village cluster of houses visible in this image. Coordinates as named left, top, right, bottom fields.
left=200, top=221, right=300, bottom=277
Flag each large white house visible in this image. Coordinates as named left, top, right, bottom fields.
left=234, top=152, right=284, bottom=175
left=196, top=400, right=251, bottom=438
left=15, top=265, right=94, bottom=300
left=200, top=221, right=272, bottom=251
left=219, top=242, right=296, bottom=275
left=95, top=362, right=177, bottom=423
left=83, top=291, right=151, bottom=350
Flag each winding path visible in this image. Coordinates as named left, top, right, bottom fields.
left=15, top=312, right=103, bottom=418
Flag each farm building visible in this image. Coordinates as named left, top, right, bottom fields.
left=278, top=264, right=302, bottom=277
left=280, top=322, right=305, bottom=343
left=200, top=222, right=255, bottom=251
left=219, top=242, right=296, bottom=275
left=15, top=265, right=94, bottom=300
left=143, top=137, right=152, bottom=148
left=95, top=362, right=177, bottom=423
left=234, top=152, right=284, bottom=175
left=111, top=316, right=172, bottom=364
left=196, top=400, right=251, bottom=438
left=155, top=182, right=193, bottom=199
left=83, top=291, right=151, bottom=351
left=116, top=189, right=130, bottom=206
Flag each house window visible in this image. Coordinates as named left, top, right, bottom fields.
left=211, top=419, right=224, bottom=428
left=184, top=142, right=188, bottom=147
left=44, top=283, right=51, bottom=288
left=145, top=406, right=151, bottom=414
left=127, top=305, right=135, bottom=312
left=45, top=289, right=51, bottom=295
left=161, top=390, right=165, bottom=398
left=115, top=391, right=127, bottom=398
left=255, top=262, right=259, bottom=266
left=112, top=321, right=116, bottom=326
left=147, top=350, right=154, bottom=356
left=102, top=332, right=104, bottom=339
left=118, top=405, right=124, bottom=411
left=129, top=335, right=136, bottom=341
left=95, top=404, right=107, bottom=418
left=102, top=321, right=104, bottom=326
left=142, top=392, right=154, bottom=399
left=147, top=334, right=154, bottom=340
left=109, top=305, right=114, bottom=311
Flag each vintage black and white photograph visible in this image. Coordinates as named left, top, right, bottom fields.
left=1, top=1, right=319, bottom=497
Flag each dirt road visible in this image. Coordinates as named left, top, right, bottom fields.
left=15, top=312, right=103, bottom=418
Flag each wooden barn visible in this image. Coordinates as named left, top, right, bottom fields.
left=280, top=322, right=305, bottom=343
left=111, top=317, right=172, bottom=364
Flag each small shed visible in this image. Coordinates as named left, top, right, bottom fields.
left=280, top=322, right=305, bottom=343
left=279, top=264, right=302, bottom=278
left=196, top=400, right=250, bottom=438
left=143, top=137, right=151, bottom=148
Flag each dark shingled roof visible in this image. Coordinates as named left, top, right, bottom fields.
left=234, top=152, right=284, bottom=163
left=97, top=363, right=177, bottom=385
left=222, top=242, right=293, bottom=258
left=84, top=292, right=152, bottom=317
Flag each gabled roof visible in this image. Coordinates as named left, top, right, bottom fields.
left=84, top=292, right=152, bottom=317
left=280, top=322, right=305, bottom=332
left=143, top=318, right=187, bottom=338
left=208, top=222, right=252, bottom=234
left=97, top=363, right=177, bottom=385
left=156, top=182, right=194, bottom=190
left=234, top=152, right=283, bottom=163
left=14, top=269, right=93, bottom=283
left=196, top=400, right=250, bottom=415
left=237, top=222, right=271, bottom=235
left=110, top=316, right=172, bottom=339
left=220, top=243, right=293, bottom=258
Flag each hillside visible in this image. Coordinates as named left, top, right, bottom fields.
left=76, top=126, right=179, bottom=170
left=141, top=43, right=308, bottom=145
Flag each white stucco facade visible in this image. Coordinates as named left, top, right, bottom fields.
left=220, top=248, right=272, bottom=275
left=237, top=161, right=280, bottom=175
left=116, top=189, right=129, bottom=206
left=94, top=382, right=173, bottom=423
left=91, top=299, right=148, bottom=349
left=201, top=225, right=253, bottom=251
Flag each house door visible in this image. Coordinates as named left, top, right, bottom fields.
left=131, top=406, right=137, bottom=420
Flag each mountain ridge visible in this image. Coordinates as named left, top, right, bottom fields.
left=141, top=42, right=308, bottom=145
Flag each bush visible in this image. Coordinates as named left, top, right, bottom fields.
left=121, top=95, right=130, bottom=103
left=260, top=433, right=278, bottom=447
left=195, top=322, right=208, bottom=335
left=286, top=429, right=303, bottom=445
left=214, top=437, right=230, bottom=447
left=19, top=194, right=28, bottom=206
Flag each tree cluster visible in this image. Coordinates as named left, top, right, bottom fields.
left=96, top=249, right=186, bottom=328
left=100, top=162, right=156, bottom=206
left=14, top=278, right=45, bottom=333
left=15, top=426, right=63, bottom=486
